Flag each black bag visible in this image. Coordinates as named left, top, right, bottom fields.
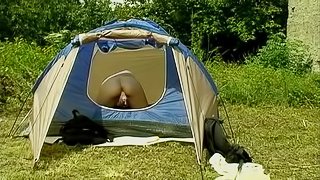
left=60, top=110, right=113, bottom=146
left=204, top=118, right=252, bottom=163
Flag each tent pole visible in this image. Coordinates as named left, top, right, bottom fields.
left=7, top=90, right=32, bottom=137
left=219, top=96, right=235, bottom=143
left=10, top=109, right=32, bottom=137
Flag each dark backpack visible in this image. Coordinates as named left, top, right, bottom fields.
left=59, top=110, right=113, bottom=146
left=204, top=118, right=252, bottom=163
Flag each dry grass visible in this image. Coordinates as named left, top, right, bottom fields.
left=0, top=105, right=319, bottom=179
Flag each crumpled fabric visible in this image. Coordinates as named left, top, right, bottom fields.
left=209, top=153, right=270, bottom=180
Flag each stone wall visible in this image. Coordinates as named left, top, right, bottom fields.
left=287, top=0, right=320, bottom=72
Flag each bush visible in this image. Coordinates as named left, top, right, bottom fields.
left=44, top=30, right=75, bottom=49
left=0, top=39, right=58, bottom=114
left=246, top=33, right=313, bottom=75
left=191, top=0, right=288, bottom=62
left=206, top=62, right=320, bottom=108
left=1, top=0, right=113, bottom=44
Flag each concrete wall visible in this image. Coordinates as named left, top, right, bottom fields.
left=287, top=0, right=320, bottom=72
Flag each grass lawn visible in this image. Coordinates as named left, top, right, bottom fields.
left=0, top=105, right=319, bottom=179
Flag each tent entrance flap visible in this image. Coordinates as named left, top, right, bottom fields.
left=88, top=45, right=166, bottom=105
left=30, top=48, right=78, bottom=162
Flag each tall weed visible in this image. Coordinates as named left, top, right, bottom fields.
left=206, top=62, right=320, bottom=108
left=0, top=39, right=58, bottom=114
left=246, top=33, right=313, bottom=75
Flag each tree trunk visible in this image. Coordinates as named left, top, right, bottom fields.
left=287, top=0, right=320, bottom=72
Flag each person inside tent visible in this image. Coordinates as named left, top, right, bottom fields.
left=96, top=70, right=148, bottom=109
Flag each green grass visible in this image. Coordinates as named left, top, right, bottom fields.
left=1, top=105, right=319, bottom=179
left=206, top=62, right=320, bottom=108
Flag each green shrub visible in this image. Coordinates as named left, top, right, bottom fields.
left=2, top=0, right=113, bottom=44
left=206, top=62, right=320, bottom=108
left=191, top=0, right=287, bottom=60
left=246, top=33, right=313, bottom=75
left=44, top=30, right=75, bottom=49
left=0, top=39, right=58, bottom=114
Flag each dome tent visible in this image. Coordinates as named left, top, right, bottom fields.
left=29, top=19, right=220, bottom=163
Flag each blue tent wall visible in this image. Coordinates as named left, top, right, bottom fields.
left=53, top=42, right=99, bottom=121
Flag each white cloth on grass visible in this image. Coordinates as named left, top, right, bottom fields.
left=209, top=153, right=270, bottom=180
left=45, top=136, right=194, bottom=146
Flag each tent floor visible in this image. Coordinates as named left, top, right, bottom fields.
left=45, top=136, right=194, bottom=146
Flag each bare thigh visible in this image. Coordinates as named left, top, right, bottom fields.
left=97, top=78, right=122, bottom=107
left=120, top=76, right=148, bottom=108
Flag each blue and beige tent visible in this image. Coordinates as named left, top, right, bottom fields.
left=29, top=19, right=220, bottom=163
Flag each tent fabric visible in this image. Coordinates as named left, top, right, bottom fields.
left=78, top=29, right=173, bottom=45
left=28, top=19, right=220, bottom=164
left=172, top=49, right=218, bottom=163
left=30, top=48, right=78, bottom=162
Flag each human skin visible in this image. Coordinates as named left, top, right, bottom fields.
left=97, top=70, right=148, bottom=109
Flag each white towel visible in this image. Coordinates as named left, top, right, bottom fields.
left=209, top=153, right=270, bottom=180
